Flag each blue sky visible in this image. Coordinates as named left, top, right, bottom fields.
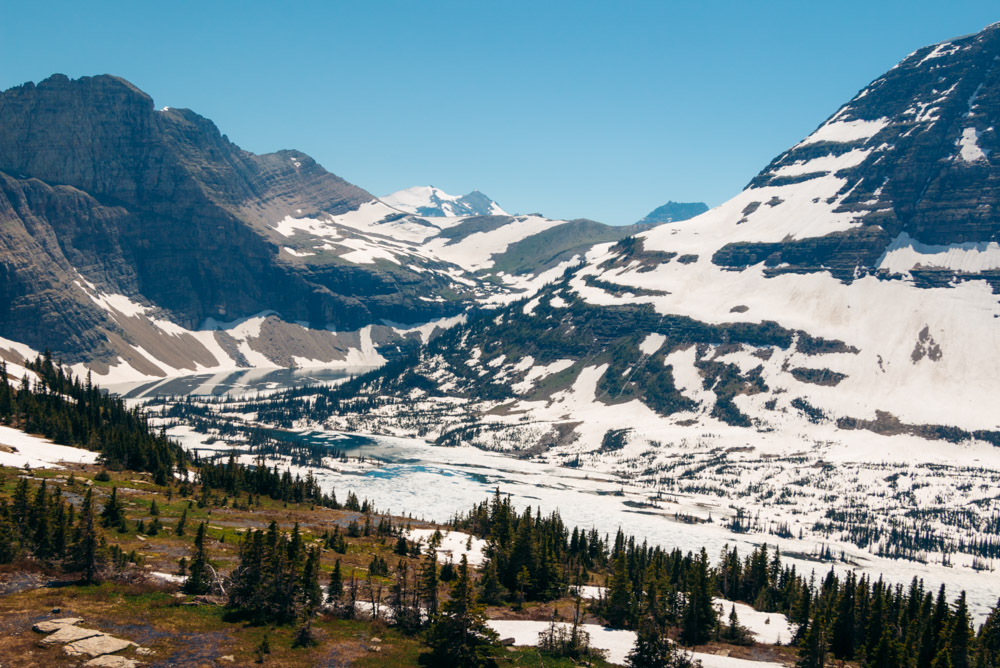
left=2, top=1, right=998, bottom=224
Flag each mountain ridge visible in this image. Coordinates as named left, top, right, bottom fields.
left=0, top=74, right=669, bottom=383
left=299, top=20, right=1000, bottom=451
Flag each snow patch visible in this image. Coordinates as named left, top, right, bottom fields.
left=405, top=529, right=487, bottom=567
left=0, top=425, right=99, bottom=469
left=797, top=118, right=889, bottom=146
left=957, top=127, right=989, bottom=162
left=639, top=333, right=666, bottom=355
left=878, top=232, right=1000, bottom=273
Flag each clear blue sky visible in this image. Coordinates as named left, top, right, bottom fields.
left=2, top=1, right=997, bottom=224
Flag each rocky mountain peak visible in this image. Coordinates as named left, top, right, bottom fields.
left=704, top=21, right=1000, bottom=283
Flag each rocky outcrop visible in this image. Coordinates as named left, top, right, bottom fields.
left=636, top=201, right=709, bottom=225
left=32, top=616, right=143, bottom=666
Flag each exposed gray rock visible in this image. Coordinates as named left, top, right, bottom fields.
left=39, top=624, right=104, bottom=644
left=63, top=634, right=135, bottom=657
left=83, top=655, right=141, bottom=667
left=33, top=617, right=83, bottom=633
left=636, top=201, right=709, bottom=225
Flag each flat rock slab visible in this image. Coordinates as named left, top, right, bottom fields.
left=83, top=656, right=140, bottom=667
left=33, top=617, right=84, bottom=633
left=39, top=625, right=104, bottom=645
left=64, top=634, right=135, bottom=658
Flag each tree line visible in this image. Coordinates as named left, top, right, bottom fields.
left=0, top=354, right=183, bottom=482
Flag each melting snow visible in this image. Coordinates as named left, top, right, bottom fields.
left=713, top=599, right=794, bottom=646
left=405, top=528, right=487, bottom=567
left=639, top=332, right=666, bottom=355
left=0, top=425, right=99, bottom=469
left=772, top=148, right=871, bottom=177
left=797, top=118, right=889, bottom=146
left=958, top=127, right=989, bottom=162
left=878, top=232, right=1000, bottom=273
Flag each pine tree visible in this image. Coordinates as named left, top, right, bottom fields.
left=69, top=488, right=100, bottom=583
left=869, top=624, right=900, bottom=668
left=975, top=598, right=1000, bottom=668
left=183, top=522, right=212, bottom=595
left=100, top=487, right=125, bottom=529
left=11, top=477, right=30, bottom=528
left=425, top=554, right=500, bottom=667
left=947, top=592, right=972, bottom=668
left=478, top=559, right=505, bottom=605
left=680, top=548, right=716, bottom=646
left=604, top=551, right=633, bottom=628
left=420, top=546, right=439, bottom=621
left=300, top=546, right=323, bottom=617
left=723, top=605, right=753, bottom=646
left=175, top=507, right=188, bottom=536
left=829, top=574, right=856, bottom=660
left=326, top=558, right=343, bottom=605
left=796, top=615, right=826, bottom=668
left=628, top=615, right=698, bottom=668
left=791, top=585, right=812, bottom=645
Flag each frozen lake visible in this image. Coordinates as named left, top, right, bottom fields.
left=195, top=427, right=1000, bottom=621
left=146, top=371, right=1000, bottom=622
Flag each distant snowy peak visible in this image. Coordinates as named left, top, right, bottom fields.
left=381, top=186, right=508, bottom=218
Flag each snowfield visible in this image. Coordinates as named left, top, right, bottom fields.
left=0, top=425, right=99, bottom=469
left=405, top=528, right=488, bottom=567
left=485, top=618, right=787, bottom=667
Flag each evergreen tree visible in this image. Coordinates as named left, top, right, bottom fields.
left=975, top=598, right=1000, bottom=668
left=100, top=487, right=125, bottom=529
left=420, top=546, right=439, bottom=621
left=722, top=605, right=753, bottom=646
left=69, top=488, right=100, bottom=583
left=300, top=546, right=323, bottom=617
left=605, top=550, right=634, bottom=628
left=680, top=549, right=716, bottom=646
left=868, top=625, right=900, bottom=668
left=795, top=615, right=826, bottom=668
left=326, top=559, right=343, bottom=605
left=183, top=522, right=212, bottom=595
left=628, top=616, right=699, bottom=668
left=947, top=592, right=972, bottom=668
left=478, top=559, right=505, bottom=605
left=828, top=574, right=856, bottom=660
left=425, top=554, right=500, bottom=667
left=175, top=507, right=188, bottom=536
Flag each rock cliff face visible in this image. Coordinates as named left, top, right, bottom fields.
left=0, top=74, right=668, bottom=381
left=0, top=75, right=489, bottom=377
left=718, top=24, right=1000, bottom=280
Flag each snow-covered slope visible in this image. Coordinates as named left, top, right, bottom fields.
left=0, top=77, right=656, bottom=385
left=296, top=22, right=1000, bottom=575
left=381, top=186, right=508, bottom=217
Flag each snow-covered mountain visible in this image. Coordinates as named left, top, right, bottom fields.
left=300, top=23, right=1000, bottom=573
left=361, top=21, right=1000, bottom=445
left=381, top=186, right=508, bottom=217
left=0, top=75, right=655, bottom=384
